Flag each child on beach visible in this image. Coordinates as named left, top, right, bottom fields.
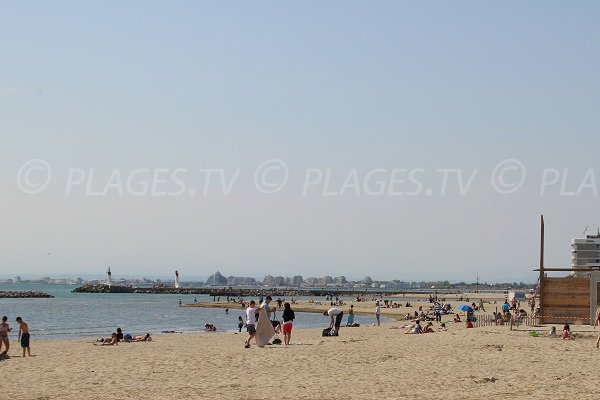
left=0, top=316, right=12, bottom=357
left=548, top=326, right=557, bottom=337
left=15, top=317, right=30, bottom=357
left=238, top=316, right=244, bottom=332
left=561, top=324, right=571, bottom=340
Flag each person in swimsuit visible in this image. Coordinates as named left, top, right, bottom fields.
left=15, top=317, right=30, bottom=357
left=561, top=324, right=571, bottom=340
left=0, top=316, right=12, bottom=357
left=281, top=302, right=295, bottom=345
left=347, top=305, right=355, bottom=326
left=100, top=332, right=119, bottom=346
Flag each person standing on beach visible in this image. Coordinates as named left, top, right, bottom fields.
left=260, top=296, right=275, bottom=320
left=347, top=305, right=355, bottom=326
left=375, top=301, right=381, bottom=326
left=244, top=300, right=257, bottom=348
left=16, top=317, right=30, bottom=357
left=0, top=316, right=12, bottom=357
left=281, top=302, right=295, bottom=345
left=433, top=302, right=442, bottom=323
left=238, top=316, right=244, bottom=333
left=595, top=308, right=600, bottom=348
left=501, top=300, right=510, bottom=317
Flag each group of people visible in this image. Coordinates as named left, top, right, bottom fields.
left=398, top=320, right=451, bottom=334
left=96, top=327, right=152, bottom=345
left=244, top=296, right=296, bottom=348
left=0, top=316, right=30, bottom=358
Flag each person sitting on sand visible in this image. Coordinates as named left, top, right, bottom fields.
left=561, top=324, right=571, bottom=340
left=204, top=324, right=217, bottom=332
left=438, top=323, right=447, bottom=331
left=404, top=321, right=422, bottom=334
left=453, top=314, right=461, bottom=323
left=466, top=320, right=474, bottom=329
left=422, top=322, right=434, bottom=333
left=548, top=326, right=557, bottom=337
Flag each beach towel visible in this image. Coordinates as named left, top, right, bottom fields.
left=255, top=308, right=275, bottom=347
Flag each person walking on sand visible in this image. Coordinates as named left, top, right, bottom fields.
left=16, top=317, right=31, bottom=357
left=0, top=316, right=12, bottom=357
left=375, top=301, right=381, bottom=326
left=281, top=302, right=295, bottom=345
left=244, top=300, right=257, bottom=348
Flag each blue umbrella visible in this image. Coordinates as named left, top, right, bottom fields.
left=456, top=304, right=474, bottom=312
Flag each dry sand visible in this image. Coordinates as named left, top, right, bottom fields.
left=1, top=319, right=598, bottom=400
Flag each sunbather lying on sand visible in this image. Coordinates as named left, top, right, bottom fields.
left=95, top=332, right=119, bottom=346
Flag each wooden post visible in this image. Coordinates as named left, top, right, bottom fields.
left=539, top=215, right=545, bottom=323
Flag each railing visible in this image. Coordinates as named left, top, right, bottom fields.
left=472, top=314, right=541, bottom=328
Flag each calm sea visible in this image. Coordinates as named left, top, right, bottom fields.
left=0, top=284, right=383, bottom=340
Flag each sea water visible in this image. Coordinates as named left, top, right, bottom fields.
left=0, top=284, right=387, bottom=340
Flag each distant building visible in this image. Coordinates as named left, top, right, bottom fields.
left=572, top=233, right=600, bottom=275
left=205, top=270, right=228, bottom=286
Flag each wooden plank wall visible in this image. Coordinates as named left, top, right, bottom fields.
left=541, top=276, right=590, bottom=324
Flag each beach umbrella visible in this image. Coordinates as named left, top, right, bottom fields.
left=456, top=304, right=474, bottom=312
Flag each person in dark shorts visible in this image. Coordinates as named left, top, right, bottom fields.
left=324, top=308, right=344, bottom=334
left=244, top=300, right=257, bottom=348
left=16, top=317, right=30, bottom=357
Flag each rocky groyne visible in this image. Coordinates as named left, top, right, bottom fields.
left=0, top=290, right=54, bottom=298
left=72, top=284, right=390, bottom=297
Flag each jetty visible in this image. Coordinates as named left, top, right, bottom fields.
left=72, top=283, right=396, bottom=297
left=0, top=290, right=54, bottom=298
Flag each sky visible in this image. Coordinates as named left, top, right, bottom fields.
left=1, top=2, right=600, bottom=282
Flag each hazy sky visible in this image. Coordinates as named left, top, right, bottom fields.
left=2, top=2, right=599, bottom=282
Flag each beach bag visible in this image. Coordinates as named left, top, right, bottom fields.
left=272, top=338, right=282, bottom=345
left=322, top=328, right=338, bottom=337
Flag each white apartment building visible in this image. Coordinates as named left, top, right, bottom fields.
left=571, top=233, right=600, bottom=274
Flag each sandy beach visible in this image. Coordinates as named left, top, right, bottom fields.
left=2, top=316, right=598, bottom=400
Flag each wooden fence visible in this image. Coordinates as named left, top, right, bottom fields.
left=540, top=276, right=590, bottom=324
left=473, top=314, right=541, bottom=328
